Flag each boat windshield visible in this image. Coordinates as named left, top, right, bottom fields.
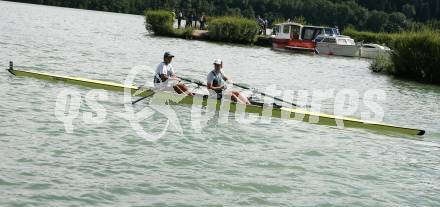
left=315, top=36, right=325, bottom=42
left=324, top=28, right=334, bottom=36
left=337, top=39, right=348, bottom=45
left=347, top=39, right=355, bottom=45
left=301, top=27, right=323, bottom=40
left=336, top=38, right=355, bottom=45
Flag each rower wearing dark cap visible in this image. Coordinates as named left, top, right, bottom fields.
left=154, top=52, right=193, bottom=96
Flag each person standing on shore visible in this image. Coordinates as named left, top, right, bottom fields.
left=263, top=18, right=268, bottom=35
left=190, top=14, right=195, bottom=28
left=177, top=11, right=183, bottom=29
left=200, top=13, right=206, bottom=30
left=257, top=16, right=264, bottom=35
left=185, top=14, right=191, bottom=28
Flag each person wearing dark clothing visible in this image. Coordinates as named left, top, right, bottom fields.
left=200, top=14, right=206, bottom=30
left=185, top=15, right=191, bottom=28
left=190, top=14, right=195, bottom=28
left=177, top=11, right=183, bottom=29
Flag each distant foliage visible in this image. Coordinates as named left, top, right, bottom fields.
left=391, top=30, right=440, bottom=84
left=292, top=16, right=307, bottom=25
left=145, top=10, right=194, bottom=39
left=343, top=27, right=396, bottom=46
left=145, top=10, right=174, bottom=36
left=208, top=16, right=259, bottom=44
left=7, top=0, right=440, bottom=32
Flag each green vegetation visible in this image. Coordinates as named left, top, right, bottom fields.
left=208, top=16, right=259, bottom=44
left=369, top=54, right=394, bottom=73
left=7, top=0, right=440, bottom=32
left=145, top=10, right=174, bottom=36
left=144, top=10, right=193, bottom=39
left=174, top=27, right=194, bottom=39
left=144, top=11, right=259, bottom=44
left=360, top=28, right=440, bottom=84
left=391, top=30, right=440, bottom=84
left=344, top=27, right=396, bottom=46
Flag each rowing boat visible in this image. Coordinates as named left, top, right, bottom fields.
left=6, top=63, right=425, bottom=136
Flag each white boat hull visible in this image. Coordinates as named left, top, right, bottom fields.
left=360, top=45, right=391, bottom=59
left=316, top=43, right=360, bottom=57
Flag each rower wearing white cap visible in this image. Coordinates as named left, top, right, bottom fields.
left=207, top=59, right=250, bottom=104
left=154, top=52, right=193, bottom=96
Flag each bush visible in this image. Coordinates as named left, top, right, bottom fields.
left=208, top=16, right=259, bottom=44
left=349, top=27, right=440, bottom=84
left=173, top=27, right=194, bottom=39
left=390, top=30, right=440, bottom=83
left=145, top=10, right=174, bottom=36
left=369, top=54, right=394, bottom=73
left=343, top=27, right=396, bottom=46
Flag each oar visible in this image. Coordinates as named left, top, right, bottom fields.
left=180, top=77, right=301, bottom=108
left=178, top=76, right=206, bottom=87
left=232, top=83, right=298, bottom=107
left=131, top=76, right=205, bottom=105
left=131, top=87, right=154, bottom=104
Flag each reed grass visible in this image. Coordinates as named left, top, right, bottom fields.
left=346, top=27, right=440, bottom=84
left=391, top=30, right=440, bottom=83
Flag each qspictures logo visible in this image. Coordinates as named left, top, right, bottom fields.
left=54, top=66, right=388, bottom=141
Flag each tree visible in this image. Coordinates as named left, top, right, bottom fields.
left=402, top=4, right=416, bottom=19
left=386, top=12, right=407, bottom=32
left=7, top=0, right=440, bottom=32
left=365, top=10, right=389, bottom=32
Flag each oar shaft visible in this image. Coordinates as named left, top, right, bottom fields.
left=132, top=95, right=149, bottom=104
left=178, top=76, right=206, bottom=87
left=232, top=83, right=297, bottom=107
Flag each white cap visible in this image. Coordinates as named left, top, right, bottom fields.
left=213, top=59, right=222, bottom=65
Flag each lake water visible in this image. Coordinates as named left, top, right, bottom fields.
left=1, top=1, right=439, bottom=206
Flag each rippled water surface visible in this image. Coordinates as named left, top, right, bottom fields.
left=1, top=1, right=440, bottom=206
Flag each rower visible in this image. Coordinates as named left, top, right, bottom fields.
left=154, top=52, right=193, bottom=96
left=206, top=59, right=250, bottom=104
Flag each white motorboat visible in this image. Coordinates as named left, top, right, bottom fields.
left=315, top=35, right=360, bottom=57
left=360, top=43, right=392, bottom=59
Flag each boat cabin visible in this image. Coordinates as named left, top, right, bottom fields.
left=315, top=35, right=356, bottom=45
left=272, top=22, right=340, bottom=52
left=273, top=22, right=340, bottom=41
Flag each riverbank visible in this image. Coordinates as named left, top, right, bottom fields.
left=145, top=10, right=440, bottom=85
left=345, top=28, right=440, bottom=84
left=188, top=29, right=271, bottom=47
left=145, top=10, right=272, bottom=47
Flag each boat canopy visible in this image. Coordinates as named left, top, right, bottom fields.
left=315, top=35, right=356, bottom=45
left=273, top=22, right=340, bottom=41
